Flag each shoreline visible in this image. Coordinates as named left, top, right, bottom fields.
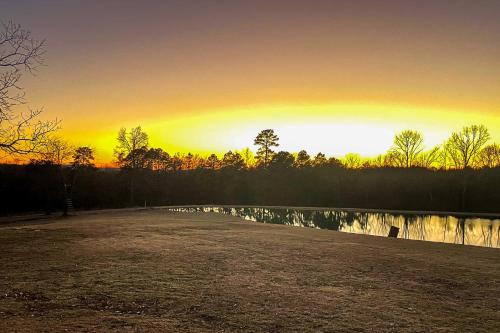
left=2, top=204, right=500, bottom=223
left=152, top=204, right=500, bottom=219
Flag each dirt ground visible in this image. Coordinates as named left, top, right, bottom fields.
left=0, top=209, right=499, bottom=332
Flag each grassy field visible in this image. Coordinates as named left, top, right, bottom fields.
left=1, top=209, right=499, bottom=332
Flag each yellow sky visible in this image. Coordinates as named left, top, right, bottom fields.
left=52, top=102, right=500, bottom=163
left=4, top=1, right=500, bottom=163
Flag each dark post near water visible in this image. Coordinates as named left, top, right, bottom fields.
left=388, top=226, right=399, bottom=238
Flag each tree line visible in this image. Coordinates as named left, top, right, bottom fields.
left=6, top=124, right=499, bottom=172
left=1, top=126, right=499, bottom=215
left=108, top=125, right=498, bottom=171
left=1, top=19, right=498, bottom=171
left=1, top=20, right=499, bottom=215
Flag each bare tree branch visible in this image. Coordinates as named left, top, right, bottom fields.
left=0, top=20, right=56, bottom=156
left=390, top=130, right=424, bottom=168
left=0, top=20, right=45, bottom=72
left=445, top=125, right=490, bottom=169
left=0, top=108, right=60, bottom=154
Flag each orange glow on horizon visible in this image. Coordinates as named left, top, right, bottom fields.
left=46, top=102, right=500, bottom=164
left=3, top=1, right=500, bottom=164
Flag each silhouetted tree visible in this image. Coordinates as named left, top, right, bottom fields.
left=205, top=154, right=219, bottom=170
left=114, top=126, right=149, bottom=169
left=383, top=150, right=404, bottom=167
left=72, top=146, right=95, bottom=168
left=170, top=153, right=183, bottom=172
left=221, top=151, right=245, bottom=169
left=254, top=129, right=279, bottom=167
left=270, top=151, right=295, bottom=169
left=294, top=150, right=311, bottom=168
left=445, top=125, right=490, bottom=169
left=121, top=147, right=150, bottom=169
left=114, top=126, right=149, bottom=205
left=391, top=130, right=424, bottom=167
left=0, top=20, right=58, bottom=155
left=367, top=155, right=385, bottom=168
left=144, top=148, right=170, bottom=171
left=39, top=136, right=73, bottom=165
left=343, top=153, right=362, bottom=169
left=476, top=144, right=500, bottom=168
left=191, top=153, right=205, bottom=169
left=69, top=146, right=96, bottom=212
left=326, top=157, right=343, bottom=168
left=415, top=146, right=441, bottom=169
left=312, top=152, right=327, bottom=167
left=182, top=153, right=196, bottom=170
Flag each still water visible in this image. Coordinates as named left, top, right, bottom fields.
left=165, top=206, right=500, bottom=248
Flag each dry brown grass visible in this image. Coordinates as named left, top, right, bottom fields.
left=1, top=209, right=499, bottom=332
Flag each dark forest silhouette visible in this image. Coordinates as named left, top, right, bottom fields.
left=1, top=126, right=499, bottom=215
left=1, top=21, right=499, bottom=216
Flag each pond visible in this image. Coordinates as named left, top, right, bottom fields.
left=164, top=206, right=500, bottom=248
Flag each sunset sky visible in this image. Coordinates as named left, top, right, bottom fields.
left=3, top=0, right=500, bottom=162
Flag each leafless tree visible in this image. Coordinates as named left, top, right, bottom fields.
left=114, top=126, right=149, bottom=168
left=343, top=153, right=362, bottom=169
left=0, top=20, right=58, bottom=155
left=390, top=130, right=424, bottom=168
left=383, top=150, right=405, bottom=167
left=38, top=136, right=74, bottom=165
left=476, top=143, right=500, bottom=168
left=367, top=154, right=385, bottom=168
left=445, top=125, right=490, bottom=169
left=415, top=146, right=441, bottom=169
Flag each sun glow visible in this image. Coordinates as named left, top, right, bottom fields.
left=64, top=102, right=500, bottom=163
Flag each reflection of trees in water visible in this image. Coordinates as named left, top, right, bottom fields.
left=370, top=213, right=391, bottom=236
left=167, top=206, right=497, bottom=247
left=357, top=212, right=369, bottom=233
left=442, top=216, right=451, bottom=243
left=395, top=214, right=424, bottom=240
left=311, top=211, right=340, bottom=230
left=410, top=215, right=429, bottom=241
left=465, top=221, right=475, bottom=245
left=454, top=218, right=466, bottom=245
left=272, top=209, right=294, bottom=225
left=297, top=210, right=308, bottom=227
left=475, top=220, right=500, bottom=248
left=374, top=213, right=389, bottom=235
left=496, top=225, right=500, bottom=248
left=449, top=218, right=481, bottom=246
left=401, top=215, right=410, bottom=239
left=480, top=222, right=493, bottom=248
left=342, top=212, right=357, bottom=230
